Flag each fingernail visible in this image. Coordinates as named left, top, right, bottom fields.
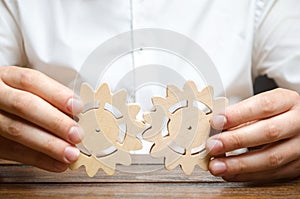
left=211, top=115, right=227, bottom=130
left=68, top=126, right=84, bottom=144
left=67, top=98, right=84, bottom=114
left=206, top=139, right=223, bottom=154
left=64, top=146, right=80, bottom=163
left=211, top=160, right=227, bottom=176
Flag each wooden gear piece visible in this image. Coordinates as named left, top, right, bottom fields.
left=143, top=81, right=228, bottom=175
left=70, top=83, right=146, bottom=177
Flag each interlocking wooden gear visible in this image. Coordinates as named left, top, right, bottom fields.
left=70, top=83, right=146, bottom=177
left=142, top=81, right=228, bottom=175
left=70, top=81, right=227, bottom=177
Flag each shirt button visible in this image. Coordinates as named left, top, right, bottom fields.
left=257, top=0, right=265, bottom=8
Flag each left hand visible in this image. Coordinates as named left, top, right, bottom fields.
left=206, top=88, right=300, bottom=182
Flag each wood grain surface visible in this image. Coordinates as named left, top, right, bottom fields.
left=0, top=159, right=299, bottom=198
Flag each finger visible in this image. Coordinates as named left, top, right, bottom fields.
left=0, top=136, right=68, bottom=172
left=222, top=159, right=300, bottom=182
left=210, top=115, right=227, bottom=130
left=0, top=66, right=83, bottom=114
left=223, top=89, right=299, bottom=130
left=0, top=81, right=84, bottom=144
left=208, top=136, right=300, bottom=176
left=207, top=109, right=300, bottom=155
left=0, top=110, right=80, bottom=163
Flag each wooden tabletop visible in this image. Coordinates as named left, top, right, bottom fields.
left=1, top=159, right=299, bottom=199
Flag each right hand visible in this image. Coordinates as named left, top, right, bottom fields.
left=0, top=66, right=84, bottom=172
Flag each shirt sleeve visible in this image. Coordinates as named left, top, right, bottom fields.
left=252, top=0, right=300, bottom=93
left=0, top=0, right=27, bottom=66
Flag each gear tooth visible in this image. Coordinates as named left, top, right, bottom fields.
left=183, top=80, right=193, bottom=90
left=101, top=150, right=132, bottom=169
left=181, top=162, right=195, bottom=175
left=70, top=153, right=106, bottom=177
left=119, top=151, right=132, bottom=166
left=97, top=82, right=109, bottom=95
left=166, top=85, right=182, bottom=99
left=197, top=86, right=214, bottom=108
left=85, top=156, right=104, bottom=178
left=213, top=97, right=228, bottom=115
left=96, top=83, right=112, bottom=103
left=143, top=105, right=167, bottom=139
left=165, top=153, right=181, bottom=170
left=165, top=162, right=178, bottom=171
left=186, top=80, right=197, bottom=88
left=143, top=113, right=152, bottom=124
left=128, top=104, right=141, bottom=117
left=77, top=113, right=84, bottom=121
left=80, top=82, right=95, bottom=104
left=113, top=90, right=127, bottom=102
left=128, top=104, right=146, bottom=129
left=96, top=157, right=117, bottom=176
left=132, top=139, right=143, bottom=150
left=102, top=167, right=115, bottom=176
left=186, top=81, right=201, bottom=97
left=152, top=96, right=166, bottom=106
left=184, top=80, right=196, bottom=90
left=198, top=155, right=210, bottom=171
left=200, top=86, right=214, bottom=97
left=135, top=120, right=147, bottom=129
left=142, top=113, right=154, bottom=139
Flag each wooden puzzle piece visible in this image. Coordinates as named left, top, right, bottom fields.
left=143, top=81, right=228, bottom=175
left=70, top=83, right=146, bottom=177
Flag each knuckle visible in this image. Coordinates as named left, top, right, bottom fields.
left=273, top=88, right=287, bottom=96
left=43, top=137, right=67, bottom=162
left=18, top=69, right=34, bottom=89
left=260, top=95, right=276, bottom=115
left=229, top=134, right=244, bottom=149
left=11, top=93, right=30, bottom=114
left=283, top=88, right=299, bottom=98
left=274, top=88, right=299, bottom=104
left=44, top=137, right=60, bottom=152
left=234, top=103, right=248, bottom=123
left=228, top=159, right=247, bottom=174
left=265, top=122, right=281, bottom=141
left=2, top=66, right=43, bottom=89
left=7, top=121, right=23, bottom=138
left=268, top=152, right=284, bottom=168
left=18, top=68, right=43, bottom=90
left=290, top=90, right=299, bottom=98
left=290, top=90, right=300, bottom=104
left=236, top=160, right=247, bottom=173
left=50, top=115, right=72, bottom=137
left=2, top=66, right=15, bottom=79
left=51, top=116, right=66, bottom=132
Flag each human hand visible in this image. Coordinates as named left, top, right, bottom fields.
left=206, top=88, right=300, bottom=182
left=0, top=66, right=83, bottom=172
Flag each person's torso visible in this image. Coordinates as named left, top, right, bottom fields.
left=7, top=0, right=265, bottom=104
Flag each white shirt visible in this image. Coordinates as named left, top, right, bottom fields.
left=0, top=0, right=300, bottom=106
